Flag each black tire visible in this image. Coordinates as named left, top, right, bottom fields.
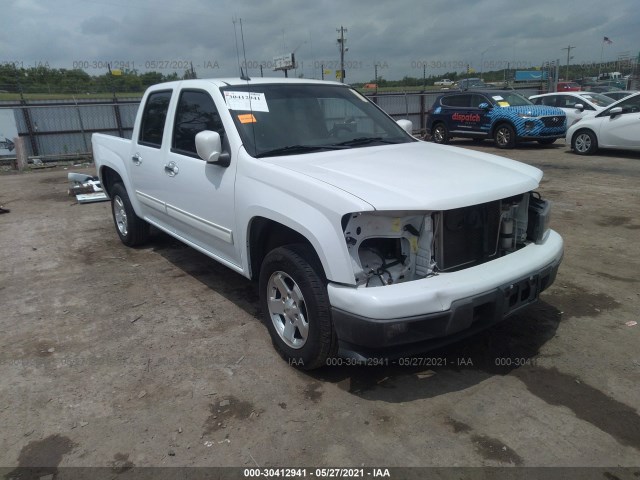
left=494, top=123, right=516, bottom=149
left=259, top=244, right=337, bottom=370
left=431, top=123, right=449, bottom=144
left=537, top=138, right=556, bottom=145
left=572, top=129, right=598, bottom=155
left=110, top=183, right=150, bottom=247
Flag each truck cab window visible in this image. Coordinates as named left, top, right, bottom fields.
left=139, top=90, right=172, bottom=148
left=172, top=90, right=224, bottom=156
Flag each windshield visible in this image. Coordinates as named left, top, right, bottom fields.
left=581, top=93, right=615, bottom=107
left=489, top=92, right=532, bottom=107
left=220, top=83, right=414, bottom=157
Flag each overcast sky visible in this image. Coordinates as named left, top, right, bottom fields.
left=2, top=0, right=638, bottom=82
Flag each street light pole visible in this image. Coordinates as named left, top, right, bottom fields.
left=480, top=48, right=490, bottom=81
left=561, top=45, right=575, bottom=80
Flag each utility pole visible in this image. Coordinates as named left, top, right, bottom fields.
left=561, top=45, right=575, bottom=80
left=374, top=63, right=378, bottom=93
left=337, top=26, right=347, bottom=83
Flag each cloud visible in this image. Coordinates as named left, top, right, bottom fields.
left=2, top=0, right=638, bottom=82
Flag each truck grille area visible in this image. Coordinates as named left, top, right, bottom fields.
left=436, top=200, right=501, bottom=271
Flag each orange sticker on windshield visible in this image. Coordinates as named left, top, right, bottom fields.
left=238, top=113, right=257, bottom=123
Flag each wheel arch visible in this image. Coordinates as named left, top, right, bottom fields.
left=571, top=127, right=597, bottom=147
left=99, top=165, right=124, bottom=198
left=490, top=119, right=516, bottom=138
left=247, top=217, right=325, bottom=282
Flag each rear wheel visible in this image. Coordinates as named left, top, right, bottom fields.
left=259, top=244, right=336, bottom=370
left=431, top=123, right=449, bottom=144
left=572, top=130, right=598, bottom=155
left=111, top=183, right=150, bottom=247
left=494, top=124, right=516, bottom=149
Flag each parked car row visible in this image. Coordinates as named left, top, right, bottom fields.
left=425, top=89, right=640, bottom=155
left=426, top=90, right=566, bottom=148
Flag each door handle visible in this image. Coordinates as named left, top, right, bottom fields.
left=164, top=161, right=179, bottom=177
left=132, top=153, right=142, bottom=165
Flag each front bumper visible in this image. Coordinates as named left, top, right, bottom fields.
left=328, top=230, right=563, bottom=359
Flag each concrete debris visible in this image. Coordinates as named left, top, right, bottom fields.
left=625, top=321, right=637, bottom=327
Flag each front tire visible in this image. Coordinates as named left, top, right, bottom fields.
left=111, top=183, right=150, bottom=247
left=572, top=130, right=598, bottom=155
left=259, top=245, right=337, bottom=370
left=494, top=124, right=516, bottom=149
left=431, top=123, right=449, bottom=144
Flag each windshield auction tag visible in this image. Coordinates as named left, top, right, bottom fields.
left=224, top=91, right=269, bottom=112
left=238, top=113, right=257, bottom=123
left=497, top=101, right=510, bottom=107
left=492, top=96, right=504, bottom=101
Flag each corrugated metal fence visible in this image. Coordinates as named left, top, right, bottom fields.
left=0, top=89, right=540, bottom=162
left=0, top=97, right=140, bottom=161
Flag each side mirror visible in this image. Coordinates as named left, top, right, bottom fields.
left=478, top=102, right=491, bottom=110
left=574, top=103, right=584, bottom=112
left=195, top=130, right=230, bottom=166
left=609, top=106, right=623, bottom=117
left=396, top=119, right=413, bottom=134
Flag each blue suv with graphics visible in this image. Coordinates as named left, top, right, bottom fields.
left=426, top=90, right=566, bottom=148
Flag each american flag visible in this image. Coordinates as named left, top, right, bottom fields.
left=603, top=36, right=613, bottom=44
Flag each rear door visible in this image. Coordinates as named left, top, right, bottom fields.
left=443, top=94, right=481, bottom=135
left=130, top=89, right=174, bottom=229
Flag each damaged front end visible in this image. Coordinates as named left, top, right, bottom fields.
left=343, top=191, right=551, bottom=287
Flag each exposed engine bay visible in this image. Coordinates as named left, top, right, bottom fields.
left=344, top=191, right=550, bottom=287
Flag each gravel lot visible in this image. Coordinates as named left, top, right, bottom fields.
left=1, top=140, right=639, bottom=473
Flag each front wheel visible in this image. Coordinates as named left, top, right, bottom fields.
left=494, top=124, right=516, bottom=149
left=572, top=130, right=598, bottom=155
left=259, top=245, right=337, bottom=370
left=111, top=183, right=150, bottom=247
left=431, top=123, right=449, bottom=144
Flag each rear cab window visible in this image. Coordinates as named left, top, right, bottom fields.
left=138, top=90, right=172, bottom=148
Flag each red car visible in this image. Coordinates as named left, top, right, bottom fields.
left=556, top=82, right=581, bottom=92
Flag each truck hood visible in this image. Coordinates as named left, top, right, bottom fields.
left=266, top=142, right=542, bottom=210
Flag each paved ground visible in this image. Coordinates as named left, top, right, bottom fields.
left=0, top=140, right=639, bottom=472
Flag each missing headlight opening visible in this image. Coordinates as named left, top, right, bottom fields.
left=344, top=192, right=550, bottom=287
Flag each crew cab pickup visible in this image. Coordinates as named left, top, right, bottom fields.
left=92, top=78, right=563, bottom=369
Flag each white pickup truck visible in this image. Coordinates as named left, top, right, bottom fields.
left=434, top=79, right=454, bottom=87
left=92, top=78, right=563, bottom=369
